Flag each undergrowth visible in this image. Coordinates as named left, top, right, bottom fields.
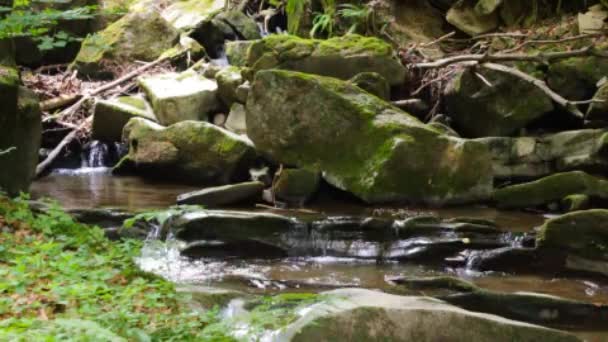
left=0, top=195, right=228, bottom=341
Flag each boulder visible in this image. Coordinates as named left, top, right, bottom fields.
left=161, top=0, right=225, bottom=31
left=0, top=73, right=42, bottom=196
left=138, top=71, right=220, bottom=125
left=246, top=70, right=493, bottom=205
left=537, top=209, right=608, bottom=276
left=548, top=53, right=608, bottom=101
left=587, top=80, right=608, bottom=121
left=444, top=68, right=554, bottom=137
left=246, top=34, right=407, bottom=86
left=475, top=129, right=608, bottom=179
left=120, top=118, right=256, bottom=184
left=273, top=168, right=321, bottom=205
left=349, top=72, right=390, bottom=100
left=72, top=8, right=179, bottom=77
left=446, top=0, right=499, bottom=36
left=225, top=40, right=254, bottom=67
left=494, top=171, right=608, bottom=209
left=561, top=194, right=591, bottom=212
left=225, top=103, right=247, bottom=134
left=275, top=289, right=580, bottom=342
left=191, top=10, right=261, bottom=57
left=215, top=66, right=244, bottom=106
left=92, top=95, right=156, bottom=142
left=176, top=181, right=265, bottom=206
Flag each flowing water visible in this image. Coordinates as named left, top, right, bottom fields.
left=31, top=171, right=608, bottom=340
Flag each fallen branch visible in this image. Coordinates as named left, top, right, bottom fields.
left=479, top=62, right=585, bottom=119
left=36, top=116, right=92, bottom=177
left=413, top=46, right=608, bottom=69
left=40, top=94, right=81, bottom=112
left=503, top=33, right=604, bottom=53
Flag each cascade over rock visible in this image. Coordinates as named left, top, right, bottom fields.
left=246, top=70, right=493, bottom=205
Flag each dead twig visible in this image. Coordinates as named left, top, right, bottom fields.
left=40, top=94, right=82, bottom=112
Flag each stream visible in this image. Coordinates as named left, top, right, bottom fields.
left=31, top=168, right=608, bottom=341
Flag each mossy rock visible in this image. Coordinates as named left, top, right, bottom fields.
left=547, top=49, right=608, bottom=101
left=225, top=40, right=254, bottom=67
left=494, top=171, right=608, bottom=209
left=72, top=8, right=179, bottom=77
left=215, top=66, right=244, bottom=107
left=587, top=81, right=608, bottom=121
left=273, top=168, right=321, bottom=205
left=537, top=209, right=608, bottom=263
left=246, top=34, right=407, bottom=86
left=92, top=95, right=156, bottom=142
left=191, top=10, right=261, bottom=58
left=120, top=118, right=256, bottom=184
left=0, top=79, right=42, bottom=196
left=160, top=0, right=224, bottom=31
left=349, top=72, right=390, bottom=100
left=246, top=70, right=493, bottom=205
left=444, top=68, right=553, bottom=138
left=446, top=0, right=499, bottom=36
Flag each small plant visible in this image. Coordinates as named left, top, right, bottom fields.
left=310, top=0, right=336, bottom=38
left=338, top=3, right=376, bottom=35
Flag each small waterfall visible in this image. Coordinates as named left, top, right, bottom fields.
left=211, top=48, right=230, bottom=67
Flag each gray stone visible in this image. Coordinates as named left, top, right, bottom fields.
left=587, top=81, right=608, bottom=121
left=446, top=0, right=499, bottom=36
left=176, top=181, right=265, bottom=206
left=273, top=168, right=321, bottom=205
left=216, top=66, right=244, bottom=107
left=138, top=71, right=220, bottom=125
left=92, top=95, right=156, bottom=142
left=225, top=103, right=247, bottom=134
left=226, top=40, right=254, bottom=67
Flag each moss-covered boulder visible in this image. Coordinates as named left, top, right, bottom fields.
left=476, top=129, right=608, bottom=179
left=445, top=68, right=554, bottom=137
left=277, top=289, right=580, bottom=342
left=119, top=118, right=256, bottom=184
left=0, top=68, right=42, bottom=195
left=494, top=171, right=608, bottom=209
left=247, top=70, right=493, bottom=205
left=537, top=209, right=608, bottom=276
left=160, top=0, right=224, bottom=31
left=587, top=81, right=608, bottom=121
left=92, top=95, right=156, bottom=142
left=191, top=10, right=261, bottom=58
left=225, top=40, right=254, bottom=67
left=72, top=8, right=179, bottom=77
left=548, top=54, right=608, bottom=101
left=138, top=71, right=220, bottom=125
left=349, top=72, right=390, bottom=100
left=273, top=168, right=321, bottom=206
left=446, top=0, right=499, bottom=36
left=246, top=34, right=407, bottom=86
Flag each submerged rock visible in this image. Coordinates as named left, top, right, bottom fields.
left=92, top=95, right=156, bottom=142
left=246, top=34, right=407, bottom=86
left=476, top=129, right=608, bottom=179
left=444, top=68, right=554, bottom=137
left=72, top=8, right=179, bottom=77
left=494, top=171, right=608, bottom=209
left=0, top=73, right=42, bottom=195
left=119, top=118, right=256, bottom=184
left=176, top=181, right=265, bottom=207
left=537, top=209, right=608, bottom=276
left=276, top=288, right=580, bottom=341
left=138, top=71, right=220, bottom=125
left=247, top=70, right=493, bottom=205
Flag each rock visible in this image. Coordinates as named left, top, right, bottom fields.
left=537, top=209, right=608, bottom=276
left=465, top=247, right=547, bottom=273
left=561, top=194, right=591, bottom=212
left=225, top=103, right=247, bottom=134
left=249, top=166, right=272, bottom=186
left=176, top=181, right=265, bottom=206
left=176, top=285, right=245, bottom=311
left=72, top=8, right=179, bottom=77
left=120, top=118, right=256, bottom=184
left=225, top=40, right=254, bottom=67
left=160, top=0, right=224, bottom=31
left=548, top=51, right=608, bottom=101
left=247, top=70, right=493, bottom=205
left=446, top=0, right=499, bottom=36
left=349, top=72, right=390, bottom=100
left=273, top=168, right=321, bottom=206
left=276, top=288, right=580, bottom=342
left=172, top=209, right=302, bottom=242
left=191, top=10, right=261, bottom=58
left=92, top=95, right=156, bottom=142
left=445, top=68, right=554, bottom=137
left=494, top=171, right=608, bottom=209
left=0, top=75, right=42, bottom=196
left=246, top=34, right=407, bottom=86
left=216, top=66, right=244, bottom=106
left=476, top=129, right=608, bottom=179
left=212, top=113, right=227, bottom=126
left=235, top=82, right=250, bottom=103
left=138, top=71, right=220, bottom=125
left=587, top=80, right=608, bottom=121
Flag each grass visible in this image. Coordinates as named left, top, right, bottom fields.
left=0, top=195, right=230, bottom=341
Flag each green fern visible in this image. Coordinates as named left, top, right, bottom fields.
left=310, top=0, right=336, bottom=38
left=286, top=0, right=310, bottom=35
